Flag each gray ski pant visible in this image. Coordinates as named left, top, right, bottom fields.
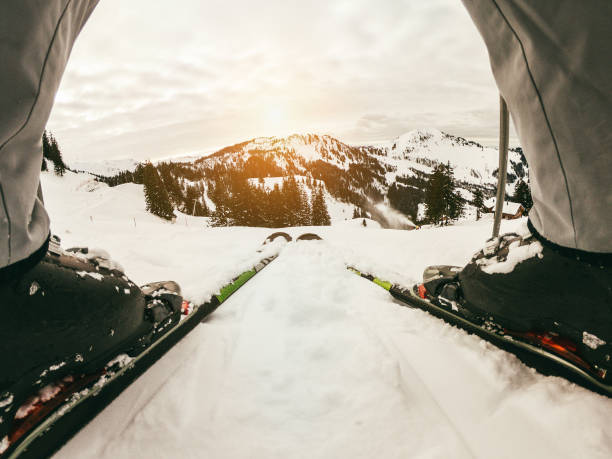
left=462, top=0, right=612, bottom=253
left=0, top=1, right=610, bottom=269
left=0, top=0, right=98, bottom=268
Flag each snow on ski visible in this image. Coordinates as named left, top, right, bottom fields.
left=44, top=226, right=612, bottom=459
left=1, top=232, right=291, bottom=459
left=347, top=266, right=612, bottom=397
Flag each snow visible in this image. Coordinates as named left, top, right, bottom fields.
left=381, top=128, right=523, bottom=190
left=69, top=158, right=140, bottom=176
left=35, top=171, right=612, bottom=459
left=371, top=202, right=415, bottom=229
left=477, top=238, right=544, bottom=275
left=335, top=218, right=382, bottom=229
left=484, top=198, right=523, bottom=215
left=0, top=437, right=8, bottom=455
left=76, top=271, right=105, bottom=281
left=583, top=332, right=607, bottom=350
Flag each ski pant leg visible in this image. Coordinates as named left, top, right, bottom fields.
left=0, top=0, right=99, bottom=268
left=461, top=0, right=612, bottom=253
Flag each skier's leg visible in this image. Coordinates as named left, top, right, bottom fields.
left=420, top=1, right=612, bottom=357
left=0, top=2, right=183, bottom=445
left=461, top=0, right=612, bottom=253
left=0, top=0, right=99, bottom=269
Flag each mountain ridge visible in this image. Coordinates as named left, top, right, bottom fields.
left=74, top=128, right=528, bottom=226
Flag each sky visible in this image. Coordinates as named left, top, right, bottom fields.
left=47, top=0, right=517, bottom=163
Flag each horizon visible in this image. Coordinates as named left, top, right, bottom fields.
left=47, top=0, right=518, bottom=163
left=66, top=128, right=519, bottom=166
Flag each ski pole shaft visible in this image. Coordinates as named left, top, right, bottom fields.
left=493, top=95, right=509, bottom=238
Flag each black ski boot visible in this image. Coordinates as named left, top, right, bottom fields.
left=0, top=236, right=181, bottom=444
left=422, top=221, right=612, bottom=379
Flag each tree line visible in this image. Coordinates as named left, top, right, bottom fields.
left=42, top=131, right=68, bottom=176
left=139, top=162, right=332, bottom=227
left=209, top=173, right=330, bottom=227
left=96, top=150, right=532, bottom=228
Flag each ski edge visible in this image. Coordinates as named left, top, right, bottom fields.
left=5, top=248, right=284, bottom=459
left=347, top=266, right=612, bottom=397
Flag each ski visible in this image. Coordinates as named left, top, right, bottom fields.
left=295, top=233, right=322, bottom=241
left=1, top=232, right=292, bottom=459
left=348, top=266, right=612, bottom=397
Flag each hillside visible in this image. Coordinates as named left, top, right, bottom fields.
left=84, top=129, right=528, bottom=228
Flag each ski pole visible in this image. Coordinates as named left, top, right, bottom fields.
left=492, top=95, right=509, bottom=238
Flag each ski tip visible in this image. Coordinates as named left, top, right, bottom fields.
left=296, top=233, right=322, bottom=241
left=263, top=232, right=293, bottom=245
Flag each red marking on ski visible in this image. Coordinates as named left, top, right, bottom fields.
left=505, top=330, right=602, bottom=377
left=418, top=284, right=427, bottom=299
left=8, top=371, right=104, bottom=449
left=181, top=300, right=191, bottom=315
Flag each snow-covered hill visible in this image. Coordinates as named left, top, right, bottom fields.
left=72, top=129, right=527, bottom=227
left=196, top=128, right=524, bottom=189
left=69, top=158, right=141, bottom=176
left=201, top=133, right=376, bottom=172
left=381, top=127, right=511, bottom=185
left=38, top=169, right=612, bottom=459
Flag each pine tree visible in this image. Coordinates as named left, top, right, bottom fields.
left=157, top=165, right=183, bottom=206
left=42, top=130, right=67, bottom=176
left=472, top=188, right=485, bottom=220
left=299, top=187, right=311, bottom=226
left=211, top=202, right=231, bottom=226
left=311, top=187, right=331, bottom=226
left=228, top=174, right=254, bottom=226
left=143, top=163, right=175, bottom=220
left=513, top=180, right=533, bottom=211
left=51, top=136, right=66, bottom=176
left=268, top=183, right=285, bottom=227
left=424, top=166, right=445, bottom=224
left=249, top=185, right=268, bottom=227
left=282, top=176, right=303, bottom=226
left=425, top=163, right=463, bottom=225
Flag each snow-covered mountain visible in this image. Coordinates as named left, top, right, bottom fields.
left=196, top=128, right=523, bottom=189
left=187, top=128, right=525, bottom=223
left=75, top=129, right=527, bottom=227
left=380, top=128, right=511, bottom=185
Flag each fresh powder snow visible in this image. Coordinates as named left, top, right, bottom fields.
left=39, top=171, right=612, bottom=459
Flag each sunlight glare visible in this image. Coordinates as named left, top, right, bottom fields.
left=265, top=105, right=286, bottom=128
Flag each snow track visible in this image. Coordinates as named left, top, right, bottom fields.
left=57, top=239, right=612, bottom=459
left=42, top=172, right=612, bottom=458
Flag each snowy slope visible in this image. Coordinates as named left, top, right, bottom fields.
left=197, top=129, right=522, bottom=190
left=38, top=171, right=612, bottom=459
left=202, top=133, right=372, bottom=172
left=381, top=127, right=516, bottom=186
left=69, top=158, right=141, bottom=176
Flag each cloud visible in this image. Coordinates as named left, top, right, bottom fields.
left=47, top=0, right=504, bottom=161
